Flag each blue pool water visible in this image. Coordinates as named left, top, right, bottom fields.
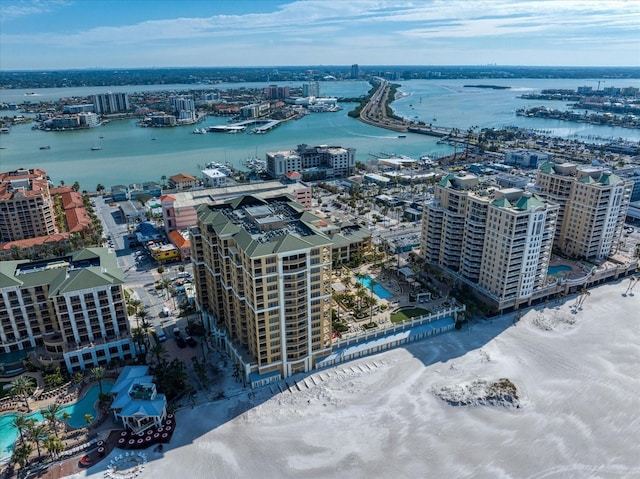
left=0, top=382, right=112, bottom=462
left=548, top=265, right=572, bottom=276
left=356, top=275, right=394, bottom=300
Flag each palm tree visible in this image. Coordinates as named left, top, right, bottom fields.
left=624, top=276, right=635, bottom=295
left=10, top=376, right=36, bottom=411
left=41, top=403, right=64, bottom=437
left=84, top=414, right=94, bottom=434
left=577, top=288, right=590, bottom=308
left=12, top=414, right=33, bottom=444
left=28, top=423, right=49, bottom=459
left=44, top=435, right=65, bottom=460
left=91, top=366, right=107, bottom=396
left=149, top=343, right=168, bottom=365
left=11, top=442, right=33, bottom=471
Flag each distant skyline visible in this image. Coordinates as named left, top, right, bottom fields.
left=1, top=0, right=639, bottom=71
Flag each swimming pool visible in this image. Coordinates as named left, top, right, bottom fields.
left=548, top=265, right=572, bottom=277
left=0, top=382, right=112, bottom=462
left=356, top=275, right=394, bottom=300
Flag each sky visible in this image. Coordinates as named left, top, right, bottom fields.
left=0, top=0, right=639, bottom=70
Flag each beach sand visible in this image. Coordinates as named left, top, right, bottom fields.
left=69, top=279, right=640, bottom=479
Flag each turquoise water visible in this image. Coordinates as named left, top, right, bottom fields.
left=357, top=275, right=393, bottom=300
left=0, top=382, right=112, bottom=462
left=1, top=78, right=638, bottom=188
left=548, top=265, right=572, bottom=276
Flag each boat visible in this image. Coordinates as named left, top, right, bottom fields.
left=398, top=135, right=407, bottom=138
left=0, top=127, right=9, bottom=134
left=151, top=137, right=158, bottom=141
left=39, top=145, right=51, bottom=150
left=193, top=128, right=207, bottom=134
left=91, top=146, right=102, bottom=151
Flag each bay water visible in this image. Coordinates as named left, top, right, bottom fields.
left=0, top=78, right=638, bottom=190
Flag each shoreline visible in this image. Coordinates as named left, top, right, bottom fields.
left=67, top=277, right=640, bottom=479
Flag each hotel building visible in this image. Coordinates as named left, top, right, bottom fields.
left=0, top=248, right=134, bottom=373
left=0, top=168, right=58, bottom=243
left=191, top=195, right=337, bottom=382
left=266, top=144, right=356, bottom=180
left=534, top=162, right=633, bottom=260
left=421, top=173, right=558, bottom=311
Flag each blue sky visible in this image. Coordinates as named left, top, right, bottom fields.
left=1, top=0, right=639, bottom=70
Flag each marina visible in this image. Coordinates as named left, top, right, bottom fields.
left=1, top=78, right=639, bottom=189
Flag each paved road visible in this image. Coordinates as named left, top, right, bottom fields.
left=92, top=195, right=193, bottom=335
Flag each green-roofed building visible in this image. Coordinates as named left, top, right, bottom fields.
left=0, top=248, right=134, bottom=374
left=421, top=172, right=559, bottom=313
left=536, top=163, right=633, bottom=260
left=191, top=194, right=369, bottom=386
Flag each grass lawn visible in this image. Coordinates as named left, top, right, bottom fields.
left=390, top=307, right=429, bottom=324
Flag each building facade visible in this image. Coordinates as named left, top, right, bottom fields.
left=191, top=195, right=334, bottom=382
left=0, top=168, right=58, bottom=243
left=92, top=92, right=130, bottom=115
left=266, top=144, right=356, bottom=180
left=421, top=173, right=558, bottom=311
left=0, top=248, right=134, bottom=373
left=535, top=162, right=633, bottom=260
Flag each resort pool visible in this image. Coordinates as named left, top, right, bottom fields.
left=548, top=265, right=572, bottom=277
left=356, top=275, right=394, bottom=300
left=0, top=382, right=112, bottom=462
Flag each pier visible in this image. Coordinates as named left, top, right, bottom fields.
left=206, top=118, right=281, bottom=134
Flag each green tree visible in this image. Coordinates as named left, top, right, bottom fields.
left=28, top=423, right=49, bottom=459
left=12, top=414, right=34, bottom=444
left=91, top=366, right=107, bottom=396
left=149, top=343, right=168, bottom=365
left=44, top=435, right=65, bottom=460
left=42, top=403, right=64, bottom=437
left=84, top=413, right=94, bottom=429
left=11, top=442, right=33, bottom=470
left=10, top=376, right=36, bottom=411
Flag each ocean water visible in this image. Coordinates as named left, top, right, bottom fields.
left=0, top=78, right=638, bottom=188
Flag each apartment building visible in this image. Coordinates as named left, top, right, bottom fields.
left=92, top=92, right=130, bottom=115
left=266, top=144, right=356, bottom=180
left=0, top=168, right=58, bottom=243
left=191, top=195, right=336, bottom=383
left=535, top=162, right=633, bottom=260
left=421, top=173, right=558, bottom=311
left=0, top=248, right=134, bottom=373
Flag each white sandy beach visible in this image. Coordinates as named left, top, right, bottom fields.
left=73, top=279, right=640, bottom=479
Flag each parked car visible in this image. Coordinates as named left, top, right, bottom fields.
left=173, top=327, right=181, bottom=338
left=185, top=336, right=197, bottom=348
left=175, top=337, right=186, bottom=348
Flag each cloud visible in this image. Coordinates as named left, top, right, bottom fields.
left=0, top=0, right=69, bottom=23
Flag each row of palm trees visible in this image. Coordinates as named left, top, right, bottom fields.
left=8, top=367, right=108, bottom=472
left=11, top=402, right=70, bottom=470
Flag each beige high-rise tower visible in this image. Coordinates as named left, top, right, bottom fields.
left=191, top=195, right=333, bottom=383
left=421, top=173, right=558, bottom=311
left=535, top=162, right=632, bottom=260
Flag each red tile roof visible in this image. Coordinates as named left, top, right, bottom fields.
left=65, top=207, right=92, bottom=233
left=61, top=191, right=84, bottom=210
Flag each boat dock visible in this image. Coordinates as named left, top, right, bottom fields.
left=206, top=118, right=281, bottom=134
